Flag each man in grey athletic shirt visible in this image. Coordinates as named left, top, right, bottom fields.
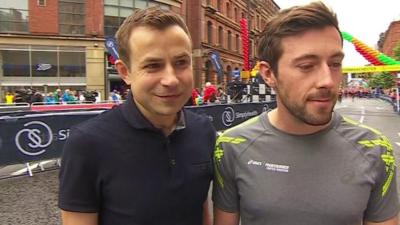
left=213, top=2, right=399, bottom=225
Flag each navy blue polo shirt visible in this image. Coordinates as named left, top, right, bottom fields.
left=59, top=94, right=216, bottom=225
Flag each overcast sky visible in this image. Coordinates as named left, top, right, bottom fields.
left=273, top=0, right=400, bottom=66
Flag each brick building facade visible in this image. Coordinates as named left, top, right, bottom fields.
left=379, top=20, right=400, bottom=58
left=186, top=0, right=280, bottom=88
left=0, top=0, right=105, bottom=101
left=0, top=0, right=280, bottom=101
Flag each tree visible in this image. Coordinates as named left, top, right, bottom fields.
left=367, top=72, right=396, bottom=89
left=394, top=42, right=400, bottom=61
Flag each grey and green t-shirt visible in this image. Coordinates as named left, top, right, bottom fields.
left=213, top=112, right=398, bottom=225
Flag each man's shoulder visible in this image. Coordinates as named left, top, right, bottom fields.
left=73, top=107, right=124, bottom=137
left=335, top=114, right=384, bottom=141
left=216, top=115, right=263, bottom=156
left=334, top=114, right=392, bottom=157
left=223, top=114, right=262, bottom=137
left=184, top=109, right=214, bottom=128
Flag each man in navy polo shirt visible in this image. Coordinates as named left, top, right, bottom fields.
left=59, top=7, right=215, bottom=225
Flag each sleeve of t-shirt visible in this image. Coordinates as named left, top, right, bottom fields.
left=58, top=127, right=101, bottom=213
left=212, top=135, right=240, bottom=212
left=364, top=138, right=400, bottom=222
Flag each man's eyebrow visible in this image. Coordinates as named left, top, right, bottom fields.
left=292, top=54, right=319, bottom=63
left=173, top=52, right=191, bottom=59
left=330, top=52, right=345, bottom=59
left=141, top=57, right=164, bottom=64
left=292, top=51, right=345, bottom=63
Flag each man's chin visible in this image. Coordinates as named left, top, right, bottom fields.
left=301, top=113, right=333, bottom=126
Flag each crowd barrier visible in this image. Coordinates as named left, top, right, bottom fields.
left=378, top=95, right=399, bottom=113
left=0, top=101, right=276, bottom=167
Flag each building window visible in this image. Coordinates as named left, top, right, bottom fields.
left=59, top=0, right=85, bottom=35
left=205, top=60, right=212, bottom=83
left=37, top=0, right=46, bottom=6
left=0, top=45, right=86, bottom=78
left=207, top=21, right=213, bottom=44
left=241, top=12, right=245, bottom=19
left=236, top=34, right=240, bottom=52
left=1, top=48, right=30, bottom=77
left=234, top=7, right=238, bottom=22
left=217, top=0, right=222, bottom=12
left=257, top=15, right=260, bottom=29
left=104, top=0, right=171, bottom=37
left=0, top=0, right=29, bottom=33
left=218, top=26, right=223, bottom=47
left=32, top=50, right=58, bottom=77
left=59, top=51, right=86, bottom=77
left=226, top=2, right=230, bottom=18
left=228, top=30, right=232, bottom=50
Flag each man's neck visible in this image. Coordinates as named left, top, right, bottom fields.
left=267, top=108, right=332, bottom=135
left=133, top=99, right=178, bottom=136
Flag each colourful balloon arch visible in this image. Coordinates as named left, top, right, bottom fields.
left=341, top=31, right=400, bottom=66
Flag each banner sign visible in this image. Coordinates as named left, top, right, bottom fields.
left=210, top=51, right=224, bottom=78
left=105, top=37, right=119, bottom=60
left=0, top=111, right=102, bottom=166
left=0, top=102, right=276, bottom=166
left=342, top=65, right=400, bottom=73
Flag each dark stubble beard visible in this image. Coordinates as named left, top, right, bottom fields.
left=276, top=87, right=337, bottom=126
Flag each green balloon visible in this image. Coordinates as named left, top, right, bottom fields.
left=341, top=31, right=353, bottom=42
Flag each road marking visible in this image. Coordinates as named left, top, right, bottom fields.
left=9, top=160, right=55, bottom=176
left=376, top=107, right=383, bottom=110
left=359, top=106, right=365, bottom=123
left=10, top=163, right=39, bottom=176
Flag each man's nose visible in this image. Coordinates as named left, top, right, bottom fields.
left=160, top=64, right=179, bottom=87
left=317, top=64, right=336, bottom=88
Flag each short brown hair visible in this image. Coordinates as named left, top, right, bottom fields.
left=115, top=7, right=190, bottom=68
left=257, top=1, right=341, bottom=74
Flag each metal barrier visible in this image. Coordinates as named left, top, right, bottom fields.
left=0, top=101, right=276, bottom=177
left=0, top=103, right=31, bottom=113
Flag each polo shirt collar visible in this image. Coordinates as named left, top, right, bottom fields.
left=121, top=92, right=186, bottom=132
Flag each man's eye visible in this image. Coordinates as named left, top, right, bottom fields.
left=145, top=63, right=161, bottom=70
left=175, top=59, right=189, bottom=67
left=330, top=62, right=342, bottom=69
left=298, top=64, right=314, bottom=70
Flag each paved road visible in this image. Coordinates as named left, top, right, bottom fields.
left=0, top=169, right=59, bottom=225
left=0, top=97, right=399, bottom=225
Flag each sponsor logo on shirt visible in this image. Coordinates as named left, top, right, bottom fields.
left=247, top=159, right=289, bottom=173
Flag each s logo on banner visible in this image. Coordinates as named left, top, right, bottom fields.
left=222, top=107, right=235, bottom=127
left=15, top=121, right=53, bottom=156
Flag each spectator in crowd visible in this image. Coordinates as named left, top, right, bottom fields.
left=54, top=89, right=62, bottom=103
left=203, top=82, right=217, bottom=104
left=30, top=90, right=44, bottom=104
left=5, top=92, right=14, bottom=104
left=62, top=89, right=75, bottom=104
left=45, top=92, right=56, bottom=105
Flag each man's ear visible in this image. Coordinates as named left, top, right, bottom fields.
left=115, top=60, right=132, bottom=85
left=259, top=61, right=277, bottom=88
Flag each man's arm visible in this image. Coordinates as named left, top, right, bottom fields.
left=213, top=208, right=240, bottom=225
left=365, top=215, right=398, bottom=225
left=61, top=210, right=98, bottom=225
left=202, top=199, right=211, bottom=225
